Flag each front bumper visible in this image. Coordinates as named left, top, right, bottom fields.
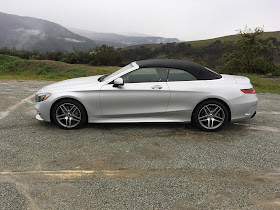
left=35, top=101, right=52, bottom=122
left=36, top=113, right=44, bottom=121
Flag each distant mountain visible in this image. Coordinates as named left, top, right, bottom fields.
left=0, top=12, right=99, bottom=52
left=69, top=28, right=180, bottom=48
left=119, top=32, right=155, bottom=37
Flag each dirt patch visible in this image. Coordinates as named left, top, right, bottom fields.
left=254, top=194, right=280, bottom=208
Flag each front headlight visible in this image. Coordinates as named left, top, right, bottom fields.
left=35, top=93, right=52, bottom=102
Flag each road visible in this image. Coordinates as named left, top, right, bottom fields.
left=0, top=80, right=279, bottom=209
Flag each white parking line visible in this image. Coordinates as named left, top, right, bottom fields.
left=234, top=123, right=280, bottom=132
left=257, top=111, right=280, bottom=115
left=0, top=169, right=142, bottom=179
left=0, top=94, right=34, bottom=120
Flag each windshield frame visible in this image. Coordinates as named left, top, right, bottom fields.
left=102, top=62, right=138, bottom=83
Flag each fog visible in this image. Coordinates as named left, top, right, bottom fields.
left=1, top=0, right=279, bottom=40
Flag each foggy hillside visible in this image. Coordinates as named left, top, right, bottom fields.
left=70, top=28, right=180, bottom=48
left=0, top=12, right=180, bottom=52
left=0, top=12, right=98, bottom=52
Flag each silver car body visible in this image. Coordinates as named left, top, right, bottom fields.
left=35, top=61, right=258, bottom=124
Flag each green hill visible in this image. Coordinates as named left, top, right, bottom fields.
left=184, top=31, right=280, bottom=48
left=122, top=31, right=280, bottom=50
left=0, top=54, right=118, bottom=80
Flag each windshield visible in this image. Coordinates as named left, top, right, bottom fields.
left=102, top=63, right=134, bottom=82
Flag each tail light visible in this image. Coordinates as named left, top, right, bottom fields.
left=241, top=88, right=256, bottom=94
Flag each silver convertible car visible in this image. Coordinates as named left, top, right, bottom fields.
left=35, top=59, right=258, bottom=131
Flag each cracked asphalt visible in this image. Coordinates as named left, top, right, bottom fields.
left=0, top=79, right=279, bottom=209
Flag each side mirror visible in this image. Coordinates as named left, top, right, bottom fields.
left=113, top=78, right=124, bottom=87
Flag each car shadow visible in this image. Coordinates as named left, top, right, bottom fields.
left=84, top=122, right=194, bottom=130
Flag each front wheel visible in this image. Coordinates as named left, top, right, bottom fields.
left=52, top=99, right=87, bottom=129
left=192, top=100, right=229, bottom=131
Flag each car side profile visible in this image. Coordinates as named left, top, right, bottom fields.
left=35, top=59, right=258, bottom=131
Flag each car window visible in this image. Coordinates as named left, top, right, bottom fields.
left=168, top=68, right=197, bottom=81
left=122, top=67, right=169, bottom=83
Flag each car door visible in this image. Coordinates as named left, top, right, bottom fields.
left=166, top=68, right=207, bottom=120
left=100, top=67, right=170, bottom=120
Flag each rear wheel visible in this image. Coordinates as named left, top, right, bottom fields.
left=52, top=99, right=87, bottom=129
left=192, top=100, right=229, bottom=131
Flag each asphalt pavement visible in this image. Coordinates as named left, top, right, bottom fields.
left=0, top=80, right=279, bottom=209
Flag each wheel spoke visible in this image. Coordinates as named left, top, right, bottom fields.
left=69, top=117, right=72, bottom=127
left=205, top=106, right=211, bottom=114
left=69, top=105, right=75, bottom=112
left=71, top=117, right=80, bottom=122
left=57, top=116, right=67, bottom=121
left=199, top=115, right=208, bottom=120
left=214, top=115, right=223, bottom=121
left=207, top=118, right=210, bottom=128
left=214, top=118, right=223, bottom=123
left=60, top=105, right=68, bottom=114
left=70, top=107, right=77, bottom=115
left=57, top=113, right=67, bottom=118
left=64, top=116, right=69, bottom=127
left=212, top=106, right=221, bottom=115
left=200, top=118, right=209, bottom=122
left=203, top=107, right=210, bottom=115
left=72, top=115, right=81, bottom=121
left=210, top=118, right=215, bottom=128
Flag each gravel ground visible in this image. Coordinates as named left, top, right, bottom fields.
left=0, top=79, right=279, bottom=209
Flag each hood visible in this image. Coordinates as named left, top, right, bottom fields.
left=37, top=75, right=102, bottom=93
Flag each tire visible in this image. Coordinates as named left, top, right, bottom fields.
left=52, top=99, right=87, bottom=129
left=192, top=100, right=229, bottom=132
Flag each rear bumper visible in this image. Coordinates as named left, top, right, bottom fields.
left=230, top=94, right=258, bottom=122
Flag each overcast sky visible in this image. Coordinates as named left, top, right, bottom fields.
left=1, top=0, right=279, bottom=41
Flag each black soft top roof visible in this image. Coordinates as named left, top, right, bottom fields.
left=135, top=59, right=221, bottom=80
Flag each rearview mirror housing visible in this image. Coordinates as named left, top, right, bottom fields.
left=113, top=78, right=124, bottom=87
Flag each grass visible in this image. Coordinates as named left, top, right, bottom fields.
left=0, top=54, right=119, bottom=81
left=0, top=54, right=279, bottom=93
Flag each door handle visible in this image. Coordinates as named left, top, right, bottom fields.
left=151, top=85, right=163, bottom=89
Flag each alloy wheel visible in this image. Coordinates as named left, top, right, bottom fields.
left=55, top=103, right=81, bottom=129
left=198, top=104, right=225, bottom=130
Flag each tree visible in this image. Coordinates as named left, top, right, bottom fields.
left=220, top=27, right=279, bottom=74
left=203, top=40, right=223, bottom=68
left=92, top=44, right=122, bottom=66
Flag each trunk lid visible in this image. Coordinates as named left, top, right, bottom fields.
left=221, top=74, right=251, bottom=84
